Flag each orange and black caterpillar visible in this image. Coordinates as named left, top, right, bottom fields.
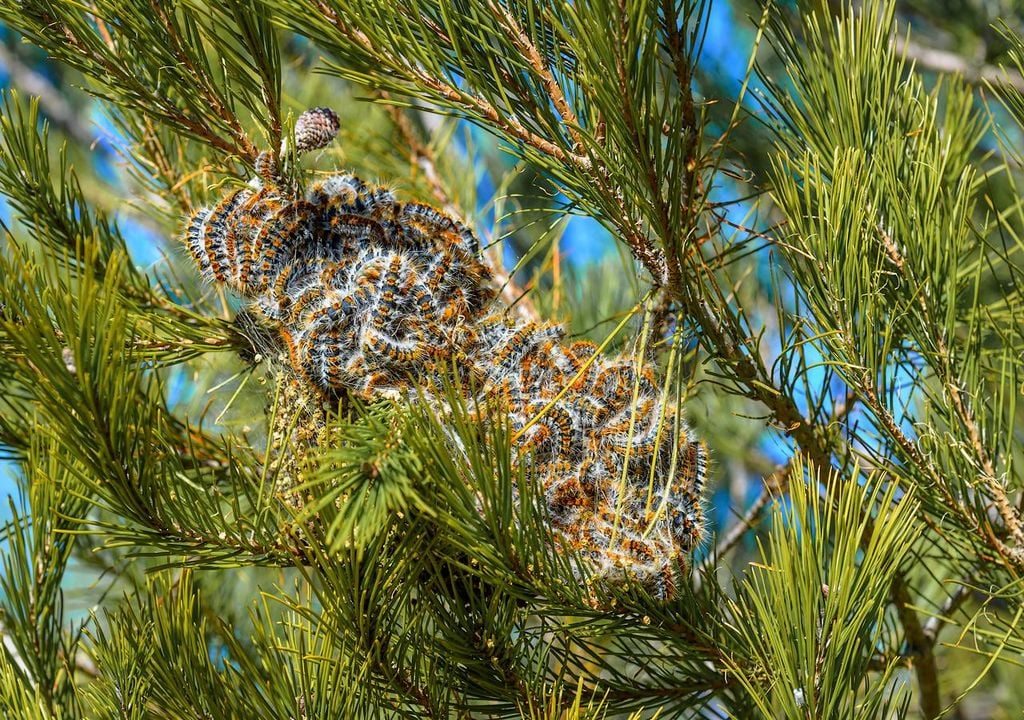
left=185, top=107, right=707, bottom=596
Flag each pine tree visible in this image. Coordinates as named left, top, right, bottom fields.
left=0, top=1, right=1022, bottom=718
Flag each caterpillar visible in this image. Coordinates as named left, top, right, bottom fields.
left=184, top=107, right=708, bottom=597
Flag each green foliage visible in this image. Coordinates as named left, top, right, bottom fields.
left=295, top=402, right=432, bottom=554
left=0, top=0, right=278, bottom=162
left=0, top=95, right=133, bottom=279
left=766, top=2, right=1024, bottom=698
left=0, top=0, right=1021, bottom=718
left=0, top=437, right=89, bottom=718
left=723, top=461, right=916, bottom=717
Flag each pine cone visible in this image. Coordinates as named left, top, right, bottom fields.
left=294, top=106, right=340, bottom=154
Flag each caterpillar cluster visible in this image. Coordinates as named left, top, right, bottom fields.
left=185, top=108, right=707, bottom=595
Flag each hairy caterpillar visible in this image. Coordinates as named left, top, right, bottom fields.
left=185, top=107, right=707, bottom=596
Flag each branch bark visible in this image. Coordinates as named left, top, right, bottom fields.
left=892, top=574, right=942, bottom=719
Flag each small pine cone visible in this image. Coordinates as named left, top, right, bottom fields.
left=294, top=107, right=340, bottom=154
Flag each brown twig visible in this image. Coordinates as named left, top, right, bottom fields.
left=691, top=284, right=838, bottom=474
left=702, top=387, right=858, bottom=573
left=488, top=1, right=589, bottom=157
left=378, top=96, right=458, bottom=215
left=892, top=573, right=942, bottom=719
left=73, top=648, right=99, bottom=679
left=858, top=376, right=1014, bottom=563
left=660, top=0, right=703, bottom=287
left=922, top=582, right=973, bottom=644
left=612, top=3, right=677, bottom=289
left=88, top=3, right=114, bottom=48
left=706, top=489, right=773, bottom=563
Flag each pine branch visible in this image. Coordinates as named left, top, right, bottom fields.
left=314, top=2, right=587, bottom=169
left=84, top=5, right=196, bottom=216
left=0, top=1, right=280, bottom=164
left=3, top=0, right=1023, bottom=714
left=276, top=0, right=689, bottom=289
left=892, top=573, right=942, bottom=719
left=721, top=460, right=919, bottom=716
left=765, top=2, right=1024, bottom=584
left=877, top=223, right=1024, bottom=562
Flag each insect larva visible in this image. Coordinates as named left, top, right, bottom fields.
left=399, top=202, right=478, bottom=254
left=183, top=122, right=708, bottom=596
left=519, top=401, right=574, bottom=461
left=285, top=284, right=326, bottom=328
left=185, top=208, right=213, bottom=277
left=490, top=323, right=565, bottom=377
left=678, top=438, right=709, bottom=495
left=362, top=326, right=426, bottom=368
left=201, top=190, right=245, bottom=282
